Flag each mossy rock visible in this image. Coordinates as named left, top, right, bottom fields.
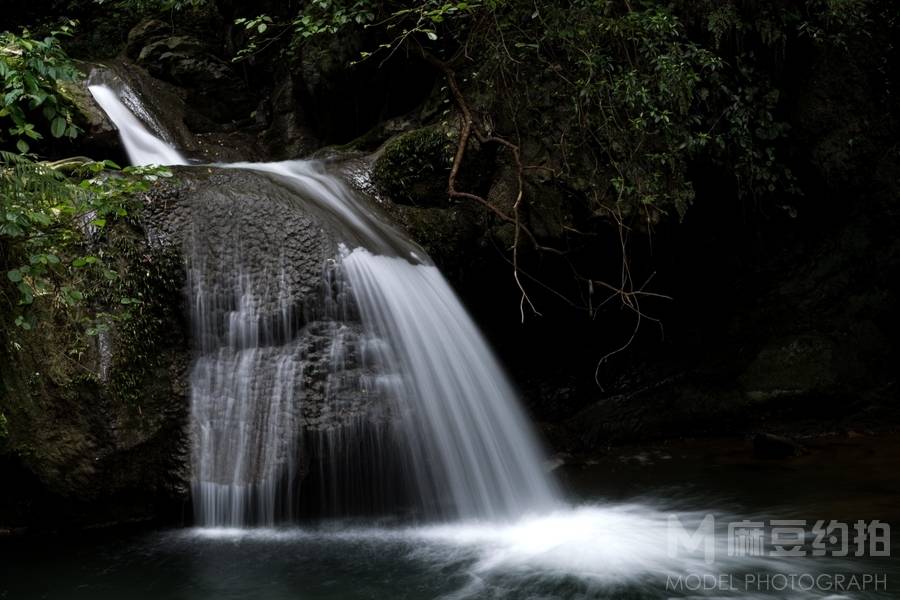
left=0, top=200, right=190, bottom=526
left=371, top=126, right=455, bottom=207
left=739, top=334, right=851, bottom=403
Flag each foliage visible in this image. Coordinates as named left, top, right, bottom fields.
left=234, top=1, right=376, bottom=60
left=0, top=152, right=172, bottom=334
left=232, top=0, right=895, bottom=227
left=233, top=1, right=478, bottom=61
left=800, top=0, right=875, bottom=47
left=230, top=1, right=807, bottom=222
left=93, top=0, right=208, bottom=14
left=519, top=4, right=729, bottom=220
left=0, top=22, right=83, bottom=155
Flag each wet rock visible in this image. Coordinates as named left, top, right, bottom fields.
left=146, top=167, right=390, bottom=432
left=130, top=25, right=251, bottom=124
left=59, top=76, right=120, bottom=159
left=94, top=59, right=261, bottom=161
left=125, top=19, right=171, bottom=59
left=260, top=72, right=319, bottom=159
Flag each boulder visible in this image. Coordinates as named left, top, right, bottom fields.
left=0, top=188, right=190, bottom=530
left=137, top=36, right=226, bottom=88
left=371, top=126, right=455, bottom=207
left=125, top=19, right=171, bottom=59
left=129, top=24, right=251, bottom=123
left=739, top=334, right=841, bottom=403
left=58, top=75, right=121, bottom=160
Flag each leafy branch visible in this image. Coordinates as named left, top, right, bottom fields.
left=1, top=152, right=172, bottom=333
left=1, top=22, right=83, bottom=154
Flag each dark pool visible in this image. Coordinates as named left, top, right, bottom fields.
left=2, top=435, right=898, bottom=599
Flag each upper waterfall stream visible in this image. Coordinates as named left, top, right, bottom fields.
left=88, top=84, right=188, bottom=167
left=88, top=83, right=560, bottom=526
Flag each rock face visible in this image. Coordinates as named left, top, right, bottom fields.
left=152, top=167, right=396, bottom=522
left=60, top=74, right=123, bottom=161
left=0, top=166, right=397, bottom=530
left=0, top=196, right=190, bottom=530
left=259, top=71, right=320, bottom=159
left=130, top=24, right=252, bottom=124
left=148, top=167, right=387, bottom=433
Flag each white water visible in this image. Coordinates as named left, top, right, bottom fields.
left=341, top=247, right=559, bottom=518
left=87, top=85, right=188, bottom=166
left=187, top=255, right=302, bottom=526
left=92, top=83, right=560, bottom=524
left=179, top=505, right=866, bottom=600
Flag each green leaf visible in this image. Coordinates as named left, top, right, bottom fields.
left=16, top=139, right=29, bottom=154
left=17, top=282, right=33, bottom=305
left=27, top=211, right=52, bottom=226
left=7, top=269, right=23, bottom=282
left=50, top=116, right=66, bottom=138
left=73, top=256, right=97, bottom=268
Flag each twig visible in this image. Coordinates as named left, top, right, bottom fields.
left=424, top=52, right=540, bottom=321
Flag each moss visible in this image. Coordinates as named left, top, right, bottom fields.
left=0, top=301, right=101, bottom=495
left=59, top=75, right=109, bottom=133
left=96, top=221, right=186, bottom=415
left=371, top=126, right=455, bottom=207
left=0, top=199, right=188, bottom=508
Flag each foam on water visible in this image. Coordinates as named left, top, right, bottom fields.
left=179, top=504, right=866, bottom=599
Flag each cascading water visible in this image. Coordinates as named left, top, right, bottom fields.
left=88, top=84, right=188, bottom=166
left=340, top=248, right=559, bottom=518
left=89, top=84, right=560, bottom=526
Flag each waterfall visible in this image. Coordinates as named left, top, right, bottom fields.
left=341, top=247, right=559, bottom=518
left=88, top=85, right=188, bottom=166
left=90, top=84, right=560, bottom=526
